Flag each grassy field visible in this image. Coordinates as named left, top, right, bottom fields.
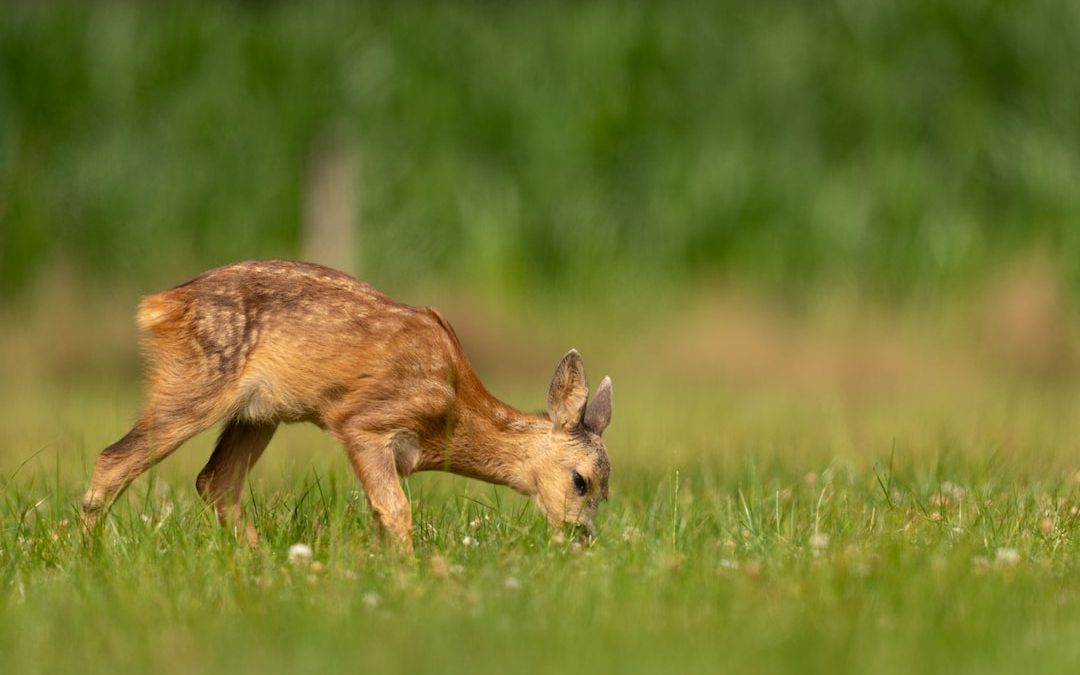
left=5, top=2, right=1080, bottom=672
left=4, top=291, right=1080, bottom=675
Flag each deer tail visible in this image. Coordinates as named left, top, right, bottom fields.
left=136, top=291, right=189, bottom=333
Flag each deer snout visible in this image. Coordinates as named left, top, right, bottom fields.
left=564, top=501, right=598, bottom=543
left=570, top=520, right=595, bottom=544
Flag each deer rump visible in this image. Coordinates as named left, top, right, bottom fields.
left=134, top=262, right=459, bottom=430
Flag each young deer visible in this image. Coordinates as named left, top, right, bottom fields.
left=81, top=260, right=612, bottom=551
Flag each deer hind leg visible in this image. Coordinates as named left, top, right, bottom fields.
left=81, top=398, right=224, bottom=528
left=342, top=429, right=414, bottom=554
left=196, top=419, right=276, bottom=546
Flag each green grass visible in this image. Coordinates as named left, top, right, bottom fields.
left=6, top=2, right=1080, bottom=668
left=4, top=374, right=1080, bottom=675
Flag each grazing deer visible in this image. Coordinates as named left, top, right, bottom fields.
left=81, top=260, right=612, bottom=551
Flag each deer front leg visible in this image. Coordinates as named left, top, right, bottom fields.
left=343, top=429, right=414, bottom=554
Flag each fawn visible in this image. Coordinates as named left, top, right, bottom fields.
left=81, top=260, right=612, bottom=551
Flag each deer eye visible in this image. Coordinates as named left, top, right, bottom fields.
left=571, top=470, right=589, bottom=496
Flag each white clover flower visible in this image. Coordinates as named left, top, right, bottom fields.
left=287, top=543, right=314, bottom=565
left=995, top=548, right=1020, bottom=566
left=362, top=592, right=381, bottom=609
left=941, top=482, right=966, bottom=501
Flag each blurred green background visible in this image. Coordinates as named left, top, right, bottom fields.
left=3, top=0, right=1079, bottom=301
left=6, top=5, right=1080, bottom=675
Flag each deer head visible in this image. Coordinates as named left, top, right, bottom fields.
left=529, top=349, right=612, bottom=540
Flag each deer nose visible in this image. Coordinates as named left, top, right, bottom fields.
left=569, top=521, right=595, bottom=544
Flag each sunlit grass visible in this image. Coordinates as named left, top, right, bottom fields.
left=4, top=371, right=1080, bottom=674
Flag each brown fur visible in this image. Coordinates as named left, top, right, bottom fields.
left=82, top=260, right=613, bottom=551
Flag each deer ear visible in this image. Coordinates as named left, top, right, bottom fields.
left=547, top=349, right=589, bottom=431
left=584, top=376, right=612, bottom=435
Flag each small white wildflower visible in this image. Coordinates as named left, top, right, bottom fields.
left=941, top=482, right=965, bottom=501
left=287, top=543, right=314, bottom=565
left=141, top=514, right=153, bottom=525
left=718, top=558, right=739, bottom=571
left=362, top=592, right=381, bottom=609
left=809, top=533, right=830, bottom=551
left=462, top=535, right=479, bottom=547
left=449, top=564, right=466, bottom=576
left=469, top=518, right=482, bottom=529
left=504, top=576, right=522, bottom=590
left=995, top=548, right=1020, bottom=566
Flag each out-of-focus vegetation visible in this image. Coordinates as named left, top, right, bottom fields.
left=6, top=3, right=1080, bottom=674
left=3, top=0, right=1080, bottom=298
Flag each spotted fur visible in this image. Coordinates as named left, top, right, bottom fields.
left=82, top=260, right=613, bottom=551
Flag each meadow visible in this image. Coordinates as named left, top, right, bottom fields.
left=4, top=287, right=1080, bottom=674
left=5, top=1, right=1080, bottom=672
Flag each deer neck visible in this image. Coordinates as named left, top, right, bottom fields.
left=421, top=375, right=551, bottom=497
